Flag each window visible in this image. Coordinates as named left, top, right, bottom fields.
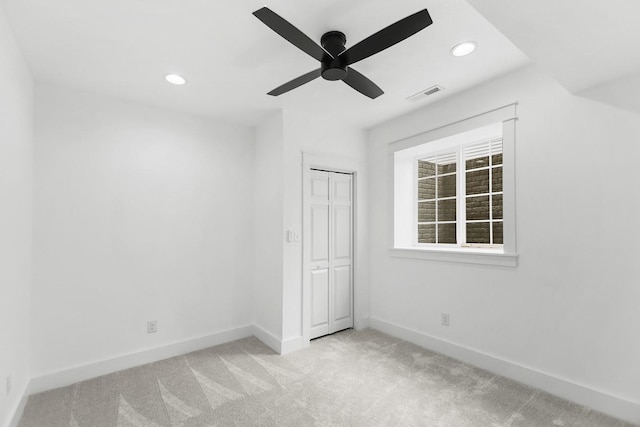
left=390, top=104, right=517, bottom=266
left=416, top=138, right=503, bottom=248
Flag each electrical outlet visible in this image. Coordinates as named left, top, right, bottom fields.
left=441, top=313, right=450, bottom=327
left=6, top=375, right=11, bottom=395
left=147, top=320, right=158, bottom=334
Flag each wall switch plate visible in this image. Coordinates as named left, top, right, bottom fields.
left=441, top=313, right=450, bottom=327
left=147, top=320, right=158, bottom=334
left=5, top=375, right=11, bottom=395
left=286, top=230, right=300, bottom=243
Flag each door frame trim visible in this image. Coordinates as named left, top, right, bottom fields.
left=302, top=152, right=365, bottom=346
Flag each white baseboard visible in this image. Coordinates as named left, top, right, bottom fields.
left=369, top=317, right=640, bottom=425
left=251, top=325, right=305, bottom=355
left=28, top=325, right=254, bottom=396
left=6, top=382, right=29, bottom=427
left=24, top=323, right=304, bottom=402
left=280, top=336, right=304, bottom=355
left=251, top=324, right=282, bottom=354
left=355, top=316, right=370, bottom=330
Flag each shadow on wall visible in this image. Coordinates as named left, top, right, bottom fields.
left=576, top=72, right=640, bottom=114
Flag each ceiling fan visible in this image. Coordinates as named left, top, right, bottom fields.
left=253, top=7, right=433, bottom=99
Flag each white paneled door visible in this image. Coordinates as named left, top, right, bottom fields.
left=308, top=169, right=353, bottom=339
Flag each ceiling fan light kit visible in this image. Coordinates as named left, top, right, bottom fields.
left=320, top=31, right=348, bottom=81
left=252, top=7, right=433, bottom=99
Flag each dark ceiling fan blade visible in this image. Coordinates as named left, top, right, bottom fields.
left=267, top=69, right=322, bottom=96
left=342, top=68, right=384, bottom=99
left=253, top=7, right=329, bottom=62
left=340, top=9, right=432, bottom=66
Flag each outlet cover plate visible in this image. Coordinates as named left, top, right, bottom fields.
left=441, top=313, right=450, bottom=327
left=147, top=320, right=158, bottom=334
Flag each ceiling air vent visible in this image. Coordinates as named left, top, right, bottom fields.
left=406, top=85, right=445, bottom=102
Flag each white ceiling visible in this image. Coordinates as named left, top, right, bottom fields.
left=2, top=0, right=531, bottom=128
left=467, top=0, right=640, bottom=95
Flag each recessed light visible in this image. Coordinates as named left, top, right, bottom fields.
left=451, top=42, right=477, bottom=57
left=165, top=74, right=187, bottom=85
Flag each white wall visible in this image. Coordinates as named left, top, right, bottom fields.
left=368, top=66, right=640, bottom=413
left=32, top=84, right=255, bottom=376
left=253, top=112, right=285, bottom=342
left=252, top=108, right=368, bottom=349
left=281, top=110, right=368, bottom=342
left=0, top=5, right=33, bottom=426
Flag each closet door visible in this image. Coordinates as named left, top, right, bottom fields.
left=308, top=170, right=353, bottom=340
left=309, top=170, right=330, bottom=339
left=330, top=173, right=353, bottom=333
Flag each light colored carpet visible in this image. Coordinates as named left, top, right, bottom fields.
left=18, top=328, right=635, bottom=426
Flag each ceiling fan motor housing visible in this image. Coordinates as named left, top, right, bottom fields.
left=320, top=31, right=348, bottom=81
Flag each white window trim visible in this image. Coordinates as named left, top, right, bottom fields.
left=388, top=103, right=518, bottom=267
left=390, top=247, right=517, bottom=267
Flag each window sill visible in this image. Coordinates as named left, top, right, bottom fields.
left=390, top=247, right=518, bottom=267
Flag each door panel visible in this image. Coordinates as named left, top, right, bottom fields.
left=333, top=206, right=351, bottom=260
left=312, top=175, right=329, bottom=198
left=310, top=268, right=330, bottom=338
left=309, top=170, right=330, bottom=339
left=333, top=266, right=352, bottom=321
left=333, top=178, right=351, bottom=203
left=330, top=173, right=353, bottom=334
left=311, top=206, right=329, bottom=263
